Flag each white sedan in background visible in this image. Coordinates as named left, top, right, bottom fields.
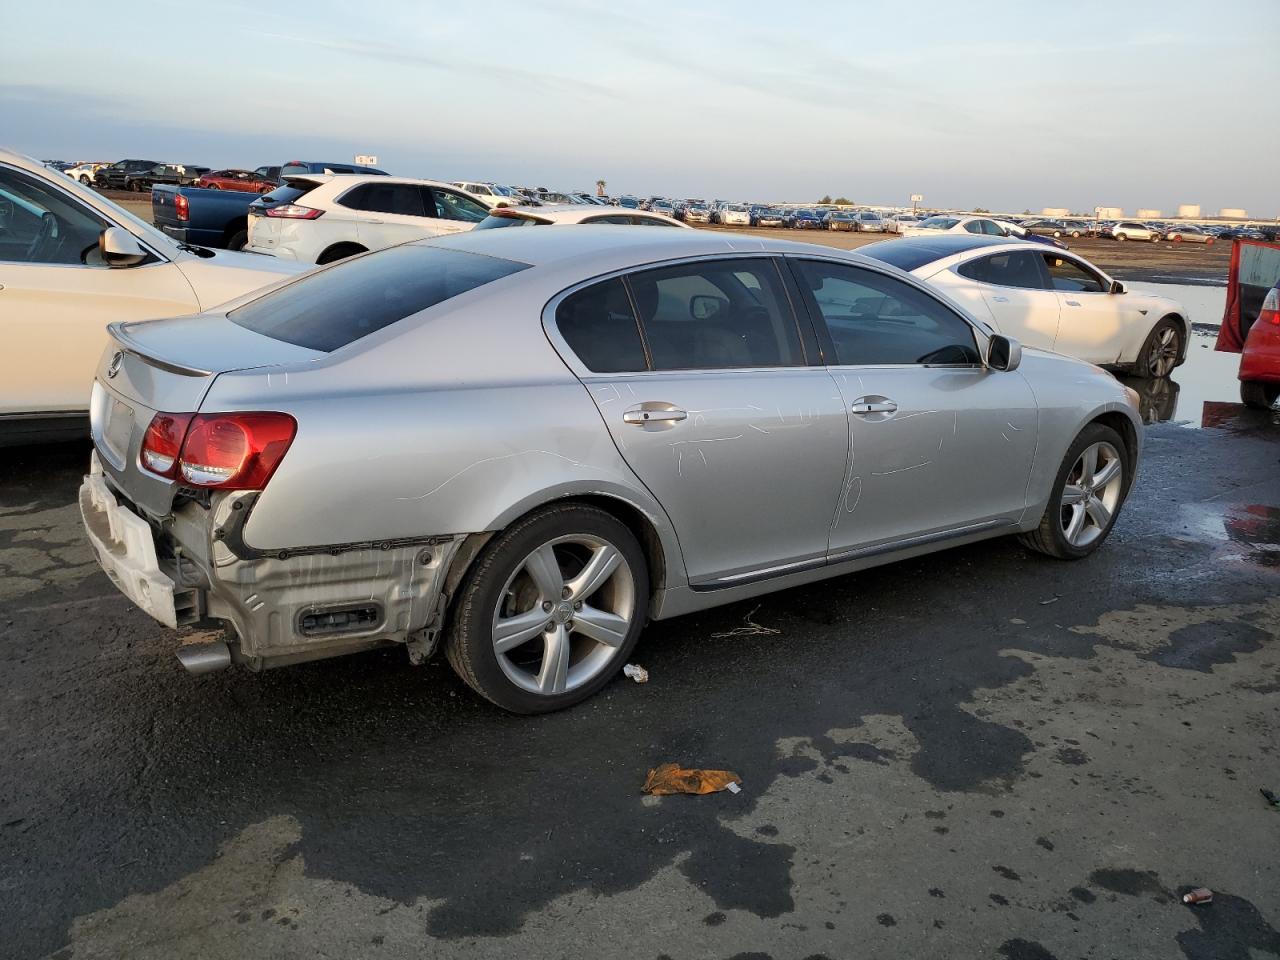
left=246, top=175, right=493, bottom=263
left=452, top=181, right=525, bottom=208
left=899, top=215, right=1012, bottom=238
left=0, top=148, right=307, bottom=443
left=63, top=161, right=108, bottom=186
left=472, top=204, right=689, bottom=229
left=862, top=235, right=1189, bottom=378
left=718, top=204, right=751, bottom=226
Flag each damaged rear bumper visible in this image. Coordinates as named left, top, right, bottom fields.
left=80, top=453, right=470, bottom=670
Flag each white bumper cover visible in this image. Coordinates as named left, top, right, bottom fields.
left=79, top=455, right=179, bottom=628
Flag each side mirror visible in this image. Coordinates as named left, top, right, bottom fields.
left=1109, top=280, right=1126, bottom=295
left=99, top=227, right=147, bottom=268
left=987, top=334, right=1022, bottom=372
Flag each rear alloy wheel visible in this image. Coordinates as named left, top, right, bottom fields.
left=446, top=504, right=648, bottom=713
left=1241, top=380, right=1280, bottom=410
left=1020, top=424, right=1128, bottom=559
left=1172, top=235, right=1182, bottom=242
left=79, top=174, right=91, bottom=185
left=1136, top=319, right=1182, bottom=378
left=1116, top=233, right=1128, bottom=242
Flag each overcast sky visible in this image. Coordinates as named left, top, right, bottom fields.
left=4, top=0, right=1276, bottom=213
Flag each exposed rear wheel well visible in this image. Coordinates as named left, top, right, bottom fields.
left=317, top=242, right=367, bottom=265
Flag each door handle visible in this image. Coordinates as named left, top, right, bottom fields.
left=1065, top=300, right=1082, bottom=307
left=623, top=402, right=687, bottom=426
left=991, top=295, right=1009, bottom=302
left=851, top=397, right=898, bottom=415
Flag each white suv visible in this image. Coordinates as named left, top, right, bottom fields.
left=246, top=176, right=492, bottom=264
left=1104, top=221, right=1161, bottom=242
left=452, top=181, right=523, bottom=208
left=0, top=149, right=307, bottom=443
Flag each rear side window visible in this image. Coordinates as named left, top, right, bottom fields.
left=628, top=258, right=803, bottom=370
left=958, top=251, right=1048, bottom=289
left=229, top=245, right=530, bottom=351
left=795, top=260, right=981, bottom=365
left=338, top=183, right=427, bottom=217
left=554, top=278, right=648, bottom=373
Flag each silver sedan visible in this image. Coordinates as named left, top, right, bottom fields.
left=81, top=228, right=1144, bottom=713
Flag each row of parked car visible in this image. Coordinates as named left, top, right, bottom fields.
left=7, top=147, right=1279, bottom=716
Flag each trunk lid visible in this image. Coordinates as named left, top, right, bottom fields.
left=91, top=314, right=322, bottom=518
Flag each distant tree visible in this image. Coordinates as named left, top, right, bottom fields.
left=596, top=179, right=606, bottom=196
left=834, top=196, right=852, bottom=205
left=973, top=207, right=990, bottom=214
left=819, top=195, right=833, bottom=204
left=1022, top=208, right=1031, bottom=215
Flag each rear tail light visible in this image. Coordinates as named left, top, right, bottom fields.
left=1261, top=288, right=1280, bottom=326
left=263, top=204, right=323, bottom=220
left=139, top=411, right=296, bottom=490
left=140, top=412, right=193, bottom=477
left=174, top=194, right=190, bottom=221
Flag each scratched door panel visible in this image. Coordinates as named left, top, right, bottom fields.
left=827, top=366, right=1038, bottom=553
left=584, top=369, right=849, bottom=584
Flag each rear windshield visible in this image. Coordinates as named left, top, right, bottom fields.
left=259, top=183, right=316, bottom=205
left=474, top=213, right=548, bottom=230
left=229, top=245, right=530, bottom=351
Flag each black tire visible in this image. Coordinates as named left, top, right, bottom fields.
left=224, top=229, right=248, bottom=251
left=1071, top=230, right=1081, bottom=238
left=79, top=174, right=91, bottom=185
left=128, top=180, right=142, bottom=193
left=316, top=243, right=366, bottom=265
left=1116, top=233, right=1128, bottom=242
left=1019, top=423, right=1129, bottom=560
left=445, top=503, right=649, bottom=713
left=1135, top=317, right=1183, bottom=378
left=1240, top=380, right=1280, bottom=410
left=207, top=183, right=220, bottom=190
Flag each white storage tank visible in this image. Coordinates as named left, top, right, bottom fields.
left=1219, top=208, right=1247, bottom=219
left=1177, top=204, right=1201, bottom=219
left=1136, top=208, right=1162, bottom=218
left=1041, top=207, right=1069, bottom=218
left=1095, top=206, right=1123, bottom=219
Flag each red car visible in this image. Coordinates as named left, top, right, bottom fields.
left=195, top=168, right=275, bottom=193
left=1240, top=283, right=1280, bottom=409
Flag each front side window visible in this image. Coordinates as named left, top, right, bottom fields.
left=338, top=183, right=427, bottom=217
left=554, top=278, right=648, bottom=373
left=795, top=260, right=981, bottom=366
left=1041, top=255, right=1105, bottom=292
left=431, top=188, right=489, bottom=223
left=958, top=251, right=1049, bottom=289
left=0, top=165, right=110, bottom=265
left=229, top=245, right=529, bottom=351
left=627, top=258, right=803, bottom=370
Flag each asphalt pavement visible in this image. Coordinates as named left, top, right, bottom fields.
left=2, top=354, right=1278, bottom=960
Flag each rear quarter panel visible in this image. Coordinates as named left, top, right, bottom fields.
left=201, top=275, right=688, bottom=584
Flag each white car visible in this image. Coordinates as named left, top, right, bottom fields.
left=451, top=181, right=524, bottom=209
left=854, top=211, right=887, bottom=232
left=63, top=161, right=108, bottom=186
left=718, top=204, right=751, bottom=226
left=883, top=214, right=921, bottom=234
left=899, top=215, right=1011, bottom=238
left=245, top=175, right=492, bottom=264
left=0, top=148, right=308, bottom=443
left=862, top=235, right=1188, bottom=378
left=472, top=204, right=689, bottom=229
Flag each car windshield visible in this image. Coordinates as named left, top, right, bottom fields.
left=919, top=217, right=958, bottom=229
left=229, top=245, right=531, bottom=351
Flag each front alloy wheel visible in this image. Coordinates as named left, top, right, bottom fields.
left=1058, top=442, right=1124, bottom=549
left=446, top=504, right=649, bottom=713
left=1137, top=320, right=1182, bottom=378
left=1020, top=423, right=1129, bottom=559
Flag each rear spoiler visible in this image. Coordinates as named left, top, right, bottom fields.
left=107, top=322, right=214, bottom=377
